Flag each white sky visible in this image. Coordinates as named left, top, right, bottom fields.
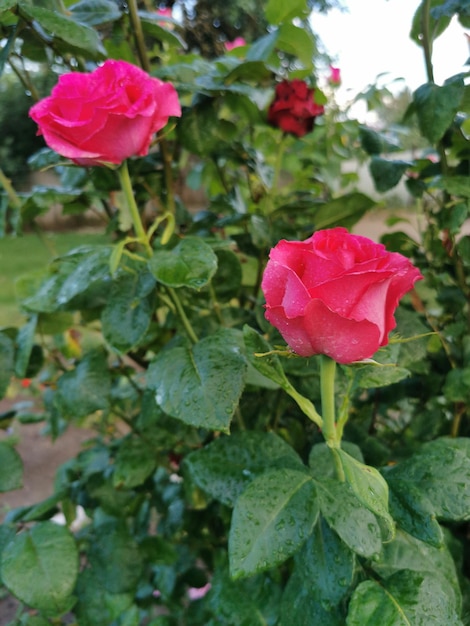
left=311, top=0, right=469, bottom=109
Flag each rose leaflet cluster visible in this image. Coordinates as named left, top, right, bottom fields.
left=261, top=227, right=423, bottom=364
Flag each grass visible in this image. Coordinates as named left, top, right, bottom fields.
left=0, top=231, right=110, bottom=327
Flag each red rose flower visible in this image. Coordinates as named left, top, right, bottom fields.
left=261, top=227, right=423, bottom=364
left=29, top=60, right=181, bottom=167
left=267, top=79, right=325, bottom=137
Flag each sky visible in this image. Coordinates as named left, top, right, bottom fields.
left=311, top=0, right=469, bottom=112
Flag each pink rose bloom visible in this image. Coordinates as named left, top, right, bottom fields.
left=156, top=7, right=173, bottom=27
left=29, top=60, right=181, bottom=167
left=225, top=37, right=246, bottom=51
left=156, top=7, right=172, bottom=18
left=267, top=79, right=325, bottom=138
left=329, top=65, right=341, bottom=85
left=261, top=227, right=423, bottom=364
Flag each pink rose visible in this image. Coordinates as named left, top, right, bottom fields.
left=267, top=79, right=325, bottom=138
left=225, top=37, right=246, bottom=51
left=29, top=60, right=181, bottom=167
left=261, top=227, right=423, bottom=364
left=156, top=7, right=172, bottom=18
left=329, top=65, right=341, bottom=86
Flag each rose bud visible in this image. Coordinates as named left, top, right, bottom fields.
left=267, top=79, right=325, bottom=138
left=261, top=227, right=423, bottom=364
left=29, top=59, right=181, bottom=167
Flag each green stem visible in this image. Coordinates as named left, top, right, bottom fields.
left=320, top=355, right=338, bottom=448
left=272, top=134, right=287, bottom=193
left=421, top=0, right=435, bottom=83
left=127, top=0, right=151, bottom=72
left=158, top=131, right=177, bottom=217
left=336, top=372, right=354, bottom=441
left=0, top=167, right=22, bottom=210
left=167, top=287, right=199, bottom=345
left=117, top=161, right=152, bottom=256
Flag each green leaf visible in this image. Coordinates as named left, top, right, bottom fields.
left=359, top=125, right=401, bottom=155
left=410, top=0, right=452, bottom=44
left=176, top=104, right=221, bottom=156
left=184, top=431, right=303, bottom=506
left=149, top=238, right=217, bottom=289
left=14, top=314, right=37, bottom=378
left=277, top=23, right=315, bottom=68
left=55, top=348, right=111, bottom=420
left=223, top=60, right=272, bottom=85
left=387, top=478, right=443, bottom=547
left=434, top=175, right=470, bottom=198
left=313, top=193, right=376, bottom=230
left=370, top=157, right=411, bottom=192
left=243, top=325, right=291, bottom=389
left=0, top=332, right=14, bottom=399
left=207, top=566, right=281, bottom=626
left=246, top=30, right=279, bottom=61
left=384, top=437, right=470, bottom=523
left=354, top=363, right=411, bottom=389
left=211, top=248, right=242, bottom=301
left=294, top=516, right=355, bottom=606
left=413, top=78, right=465, bottom=144
left=281, top=574, right=344, bottom=626
left=0, top=0, right=17, bottom=11
left=148, top=329, right=246, bottom=432
left=55, top=245, right=113, bottom=306
left=88, top=521, right=143, bottom=593
left=1, top=522, right=78, bottom=615
left=112, top=436, right=156, bottom=489
left=140, top=13, right=187, bottom=49
left=315, top=478, right=383, bottom=558
left=336, top=449, right=395, bottom=540
left=346, top=570, right=462, bottom=625
left=0, top=442, right=23, bottom=492
left=229, top=467, right=318, bottom=578
left=70, top=0, right=122, bottom=26
left=265, top=0, right=309, bottom=24
left=101, top=270, right=155, bottom=352
left=18, top=4, right=107, bottom=59
left=75, top=568, right=133, bottom=625
left=371, top=529, right=461, bottom=612
left=443, top=367, right=470, bottom=402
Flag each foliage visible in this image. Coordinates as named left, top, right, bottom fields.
left=0, top=0, right=469, bottom=624
left=0, top=73, right=53, bottom=187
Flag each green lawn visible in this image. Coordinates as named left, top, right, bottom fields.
left=0, top=231, right=110, bottom=327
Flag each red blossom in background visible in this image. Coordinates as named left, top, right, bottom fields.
left=29, top=60, right=181, bottom=167
left=267, top=79, right=325, bottom=137
left=261, top=227, right=423, bottom=364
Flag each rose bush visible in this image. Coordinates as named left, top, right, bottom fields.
left=267, top=78, right=325, bottom=137
left=2, top=0, right=470, bottom=624
left=29, top=59, right=181, bottom=167
left=261, top=227, right=423, bottom=363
